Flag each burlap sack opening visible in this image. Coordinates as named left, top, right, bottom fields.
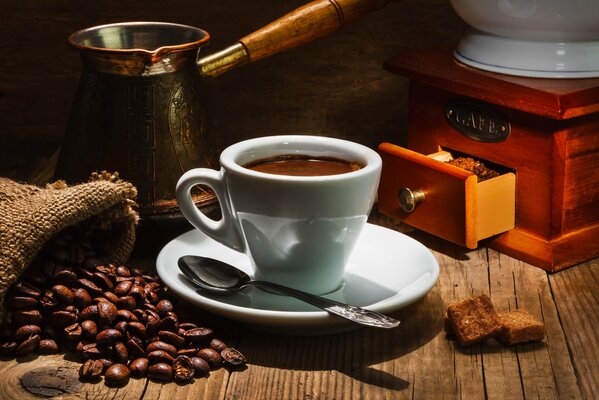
left=0, top=171, right=138, bottom=317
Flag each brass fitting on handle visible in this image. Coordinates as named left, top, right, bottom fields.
left=198, top=42, right=250, bottom=79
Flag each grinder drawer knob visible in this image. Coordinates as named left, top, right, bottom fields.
left=398, top=187, right=425, bottom=213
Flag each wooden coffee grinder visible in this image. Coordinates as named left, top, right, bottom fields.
left=378, top=49, right=599, bottom=272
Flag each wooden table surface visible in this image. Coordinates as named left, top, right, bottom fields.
left=0, top=210, right=596, bottom=400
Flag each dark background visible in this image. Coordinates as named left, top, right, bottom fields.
left=0, top=0, right=465, bottom=182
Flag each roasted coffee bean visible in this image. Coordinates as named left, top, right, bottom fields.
left=127, top=322, right=147, bottom=340
left=103, top=291, right=119, bottom=304
left=178, top=322, right=198, bottom=331
left=80, top=320, right=98, bottom=339
left=79, top=359, right=104, bottom=380
left=92, top=272, right=114, bottom=291
left=16, top=334, right=40, bottom=356
left=11, top=296, right=38, bottom=310
left=97, top=358, right=114, bottom=373
left=14, top=325, right=41, bottom=342
left=131, top=268, right=144, bottom=277
left=164, top=311, right=178, bottom=319
left=133, top=276, right=146, bottom=287
left=148, top=363, right=173, bottom=381
left=146, top=316, right=160, bottom=336
left=105, top=363, right=130, bottom=386
left=156, top=300, right=174, bottom=317
left=95, top=264, right=115, bottom=276
left=50, top=310, right=78, bottom=328
left=177, top=348, right=199, bottom=357
left=52, top=269, right=78, bottom=287
left=114, top=281, right=133, bottom=297
left=147, top=341, right=177, bottom=357
left=13, top=282, right=42, bottom=299
left=97, top=301, right=117, bottom=325
left=82, top=343, right=102, bottom=359
left=147, top=349, right=175, bottom=365
left=39, top=291, right=58, bottom=311
left=197, top=348, right=222, bottom=369
left=129, top=357, right=149, bottom=378
left=210, top=338, right=227, bottom=352
left=173, top=355, right=194, bottom=382
left=64, top=323, right=83, bottom=341
left=113, top=341, right=128, bottom=364
left=158, top=315, right=178, bottom=333
left=116, top=266, right=132, bottom=277
left=113, top=321, right=128, bottom=336
left=80, top=304, right=99, bottom=321
left=145, top=282, right=160, bottom=292
left=74, top=288, right=93, bottom=309
left=92, top=296, right=109, bottom=304
left=78, top=279, right=103, bottom=296
left=38, top=339, right=60, bottom=354
left=116, top=296, right=136, bottom=311
left=76, top=267, right=94, bottom=281
left=114, top=276, right=134, bottom=283
left=183, top=327, right=213, bottom=343
left=127, top=339, right=146, bottom=358
left=129, top=285, right=146, bottom=304
left=146, top=309, right=160, bottom=320
left=14, top=309, right=43, bottom=325
left=191, top=356, right=210, bottom=377
left=158, top=331, right=185, bottom=349
left=132, top=309, right=148, bottom=324
left=116, top=309, right=138, bottom=322
left=0, top=341, right=17, bottom=356
left=51, top=285, right=75, bottom=304
left=96, top=328, right=122, bottom=345
left=146, top=291, right=159, bottom=305
left=221, top=348, right=247, bottom=366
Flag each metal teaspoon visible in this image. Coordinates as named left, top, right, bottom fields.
left=178, top=255, right=400, bottom=329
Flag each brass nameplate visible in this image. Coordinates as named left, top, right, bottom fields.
left=445, top=100, right=510, bottom=143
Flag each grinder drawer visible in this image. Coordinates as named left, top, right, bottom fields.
left=377, top=142, right=516, bottom=249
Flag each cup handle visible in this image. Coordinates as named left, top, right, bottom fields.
left=176, top=168, right=245, bottom=252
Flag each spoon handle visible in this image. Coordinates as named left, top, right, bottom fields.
left=250, top=280, right=400, bottom=329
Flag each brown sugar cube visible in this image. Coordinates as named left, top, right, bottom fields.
left=446, top=294, right=502, bottom=346
left=496, top=309, right=546, bottom=345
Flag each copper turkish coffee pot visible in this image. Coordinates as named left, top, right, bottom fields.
left=54, top=0, right=391, bottom=221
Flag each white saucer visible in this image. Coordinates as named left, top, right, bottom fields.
left=156, top=223, right=439, bottom=335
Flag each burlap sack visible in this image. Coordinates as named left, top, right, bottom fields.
left=0, top=171, right=138, bottom=315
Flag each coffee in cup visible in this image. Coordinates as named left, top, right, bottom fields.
left=176, top=135, right=381, bottom=295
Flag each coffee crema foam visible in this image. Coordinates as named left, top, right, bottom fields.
left=244, top=154, right=364, bottom=177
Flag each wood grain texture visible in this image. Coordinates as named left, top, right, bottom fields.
left=548, top=260, right=599, bottom=400
left=240, top=0, right=390, bottom=63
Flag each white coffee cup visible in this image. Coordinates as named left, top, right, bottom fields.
left=176, top=135, right=382, bottom=295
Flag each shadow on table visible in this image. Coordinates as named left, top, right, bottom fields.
left=234, top=289, right=446, bottom=392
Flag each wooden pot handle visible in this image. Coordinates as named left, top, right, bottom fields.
left=199, top=0, right=391, bottom=78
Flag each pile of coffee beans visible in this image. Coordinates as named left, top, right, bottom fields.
left=0, top=225, right=246, bottom=386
